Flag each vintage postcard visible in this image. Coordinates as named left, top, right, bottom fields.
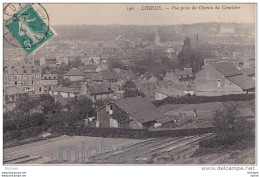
left=1, top=2, right=257, bottom=174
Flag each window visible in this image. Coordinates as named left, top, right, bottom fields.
left=217, top=80, right=221, bottom=87
left=14, top=81, right=17, bottom=85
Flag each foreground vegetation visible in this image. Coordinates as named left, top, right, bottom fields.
left=192, top=103, right=255, bottom=158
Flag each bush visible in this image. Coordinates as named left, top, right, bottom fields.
left=3, top=125, right=48, bottom=143
left=153, top=94, right=255, bottom=107
left=199, top=103, right=255, bottom=150
left=14, top=113, right=45, bottom=130
left=3, top=119, right=16, bottom=133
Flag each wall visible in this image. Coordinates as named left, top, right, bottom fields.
left=195, top=65, right=243, bottom=96
left=97, top=106, right=110, bottom=128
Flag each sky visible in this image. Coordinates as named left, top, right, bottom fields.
left=41, top=4, right=256, bottom=26
left=4, top=3, right=256, bottom=26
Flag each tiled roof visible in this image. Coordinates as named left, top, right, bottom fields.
left=78, top=65, right=98, bottom=71
left=52, top=94, right=74, bottom=106
left=4, top=86, right=25, bottom=96
left=87, top=84, right=113, bottom=95
left=64, top=68, right=85, bottom=76
left=242, top=68, right=255, bottom=76
left=113, top=96, right=163, bottom=123
left=51, top=86, right=79, bottom=93
left=174, top=69, right=194, bottom=77
left=210, top=62, right=243, bottom=77
left=100, top=70, right=118, bottom=81
left=226, top=74, right=255, bottom=91
left=156, top=117, right=176, bottom=124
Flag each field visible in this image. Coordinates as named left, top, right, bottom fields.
left=3, top=135, right=143, bottom=164
left=4, top=134, right=255, bottom=164
left=156, top=100, right=254, bottom=128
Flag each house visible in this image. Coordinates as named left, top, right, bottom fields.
left=3, top=86, right=25, bottom=112
left=84, top=83, right=114, bottom=102
left=220, top=26, right=234, bottom=35
left=92, top=70, right=118, bottom=83
left=78, top=65, right=98, bottom=74
left=63, top=68, right=85, bottom=81
left=81, top=56, right=100, bottom=65
left=163, top=68, right=195, bottom=85
left=155, top=81, right=195, bottom=100
left=154, top=117, right=177, bottom=129
left=133, top=80, right=157, bottom=99
left=52, top=94, right=75, bottom=111
left=100, top=70, right=118, bottom=83
left=4, top=65, right=42, bottom=95
left=195, top=62, right=255, bottom=96
left=49, top=86, right=80, bottom=98
left=242, top=68, right=255, bottom=80
left=40, top=57, right=57, bottom=67
left=155, top=110, right=198, bottom=129
left=97, top=96, right=163, bottom=129
left=39, top=74, right=58, bottom=94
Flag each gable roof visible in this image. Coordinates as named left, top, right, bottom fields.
left=51, top=86, right=79, bottom=93
left=4, top=86, right=25, bottom=96
left=64, top=68, right=85, bottom=76
left=78, top=65, right=98, bottom=72
left=87, top=84, right=113, bottom=95
left=210, top=62, right=243, bottom=77
left=174, top=69, right=193, bottom=77
left=52, top=94, right=74, bottom=106
left=242, top=68, right=255, bottom=76
left=226, top=74, right=255, bottom=91
left=100, top=70, right=118, bottom=81
left=112, top=96, right=163, bottom=123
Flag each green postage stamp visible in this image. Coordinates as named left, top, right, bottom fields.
left=4, top=4, right=55, bottom=55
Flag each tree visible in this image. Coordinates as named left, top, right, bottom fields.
left=122, top=80, right=138, bottom=91
left=177, top=37, right=193, bottom=69
left=39, top=94, right=62, bottom=118
left=199, top=103, right=254, bottom=149
left=40, top=94, right=56, bottom=117
left=67, top=96, right=94, bottom=125
left=213, top=103, right=241, bottom=135
left=122, top=80, right=145, bottom=98
left=14, top=94, right=38, bottom=115
left=212, top=103, right=254, bottom=144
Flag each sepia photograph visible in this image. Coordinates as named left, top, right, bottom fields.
left=2, top=2, right=256, bottom=168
